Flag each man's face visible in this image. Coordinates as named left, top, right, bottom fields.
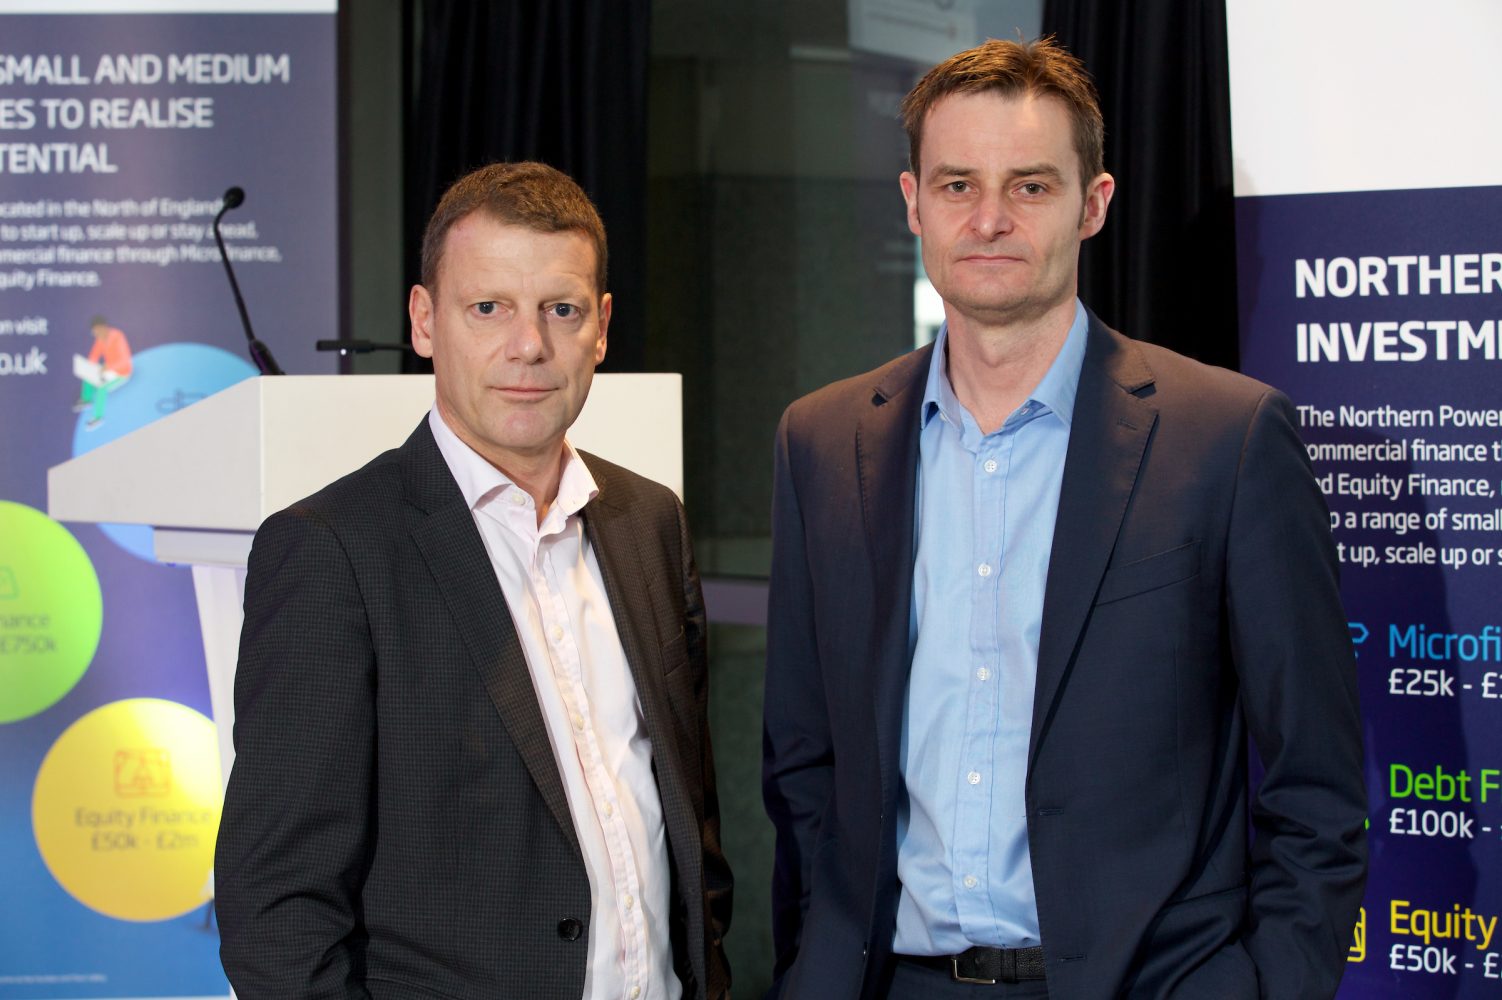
left=409, top=213, right=609, bottom=472
left=899, top=91, right=1113, bottom=329
left=90, top=323, right=107, bottom=339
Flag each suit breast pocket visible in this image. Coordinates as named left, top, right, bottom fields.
left=660, top=627, right=688, bottom=676
left=1095, top=540, right=1200, bottom=606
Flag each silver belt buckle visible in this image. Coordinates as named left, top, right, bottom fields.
left=951, top=956, right=997, bottom=985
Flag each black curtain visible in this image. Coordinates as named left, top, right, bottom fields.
left=402, top=0, right=651, bottom=373
left=1042, top=0, right=1240, bottom=371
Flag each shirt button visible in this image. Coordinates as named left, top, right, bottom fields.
left=967, top=770, right=981, bottom=785
left=508, top=491, right=526, bottom=506
left=624, top=893, right=634, bottom=910
left=571, top=713, right=584, bottom=731
left=976, top=667, right=990, bottom=681
left=963, top=875, right=979, bottom=889
left=983, top=458, right=998, bottom=474
left=977, top=563, right=992, bottom=577
left=603, top=801, right=614, bottom=817
left=548, top=623, right=564, bottom=642
left=630, top=988, right=641, bottom=1000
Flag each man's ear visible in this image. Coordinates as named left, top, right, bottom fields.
left=594, top=292, right=611, bottom=365
left=899, top=170, right=923, bottom=238
left=1079, top=171, right=1115, bottom=240
left=409, top=284, right=435, bottom=359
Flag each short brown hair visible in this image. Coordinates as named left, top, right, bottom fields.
left=420, top=161, right=608, bottom=294
left=900, top=36, right=1104, bottom=189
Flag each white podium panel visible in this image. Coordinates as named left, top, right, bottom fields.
left=48, top=373, right=683, bottom=787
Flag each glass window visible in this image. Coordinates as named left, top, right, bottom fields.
left=647, top=2, right=1040, bottom=990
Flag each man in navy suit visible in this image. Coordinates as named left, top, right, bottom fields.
left=762, top=37, right=1366, bottom=999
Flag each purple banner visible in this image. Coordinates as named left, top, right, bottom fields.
left=0, top=8, right=336, bottom=998
left=1238, top=184, right=1502, bottom=998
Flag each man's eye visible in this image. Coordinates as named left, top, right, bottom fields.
left=946, top=181, right=969, bottom=193
left=552, top=303, right=576, bottom=318
left=1019, top=182, right=1045, bottom=195
left=475, top=301, right=496, bottom=315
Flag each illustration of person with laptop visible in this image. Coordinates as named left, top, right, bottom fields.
left=73, top=316, right=133, bottom=430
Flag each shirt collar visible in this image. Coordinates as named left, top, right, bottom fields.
left=921, top=298, right=1089, bottom=432
left=428, top=406, right=599, bottom=516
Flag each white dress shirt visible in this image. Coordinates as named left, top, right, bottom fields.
left=430, top=407, right=680, bottom=1000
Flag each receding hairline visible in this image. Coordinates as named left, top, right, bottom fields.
left=900, top=36, right=1106, bottom=190
left=917, top=97, right=1082, bottom=187
left=418, top=160, right=609, bottom=295
left=427, top=209, right=605, bottom=295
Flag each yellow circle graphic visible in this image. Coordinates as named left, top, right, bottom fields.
left=32, top=698, right=222, bottom=922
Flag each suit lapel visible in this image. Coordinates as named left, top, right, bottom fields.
left=577, top=461, right=699, bottom=882
left=1030, top=319, right=1157, bottom=766
left=858, top=347, right=931, bottom=808
left=400, top=421, right=581, bottom=859
left=578, top=464, right=676, bottom=749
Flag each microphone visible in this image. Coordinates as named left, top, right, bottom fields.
left=214, top=186, right=283, bottom=375
left=315, top=339, right=416, bottom=356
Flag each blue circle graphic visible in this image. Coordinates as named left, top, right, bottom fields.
left=70, top=343, right=258, bottom=562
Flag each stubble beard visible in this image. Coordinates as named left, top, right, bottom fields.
left=942, top=266, right=1074, bottom=331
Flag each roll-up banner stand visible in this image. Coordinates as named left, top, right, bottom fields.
left=1228, top=3, right=1502, bottom=995
left=0, top=3, right=337, bottom=996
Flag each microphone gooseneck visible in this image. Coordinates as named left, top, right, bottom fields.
left=213, top=186, right=283, bottom=376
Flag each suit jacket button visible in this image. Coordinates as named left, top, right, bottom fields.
left=558, top=918, right=583, bottom=941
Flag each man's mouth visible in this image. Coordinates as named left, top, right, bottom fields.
left=492, top=385, right=556, bottom=397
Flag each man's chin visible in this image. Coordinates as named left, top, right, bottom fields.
left=943, top=285, right=1075, bottom=328
left=479, top=412, right=571, bottom=452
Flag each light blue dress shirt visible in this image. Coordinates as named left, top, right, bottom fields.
left=893, top=300, right=1089, bottom=955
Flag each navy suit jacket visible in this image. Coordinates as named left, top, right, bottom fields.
left=763, top=315, right=1367, bottom=999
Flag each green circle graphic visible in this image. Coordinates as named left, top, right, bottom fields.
left=0, top=500, right=103, bottom=723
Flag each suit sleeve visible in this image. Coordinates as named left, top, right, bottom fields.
left=762, top=406, right=835, bottom=988
left=677, top=496, right=735, bottom=997
left=1226, top=390, right=1369, bottom=998
left=215, top=508, right=376, bottom=1000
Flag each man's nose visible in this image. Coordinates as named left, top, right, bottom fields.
left=969, top=189, right=1015, bottom=241
left=506, top=313, right=546, bottom=363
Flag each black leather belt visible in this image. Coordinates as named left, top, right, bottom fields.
left=898, top=945, right=1047, bottom=984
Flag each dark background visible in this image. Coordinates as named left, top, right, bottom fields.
left=340, top=1, right=1240, bottom=992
